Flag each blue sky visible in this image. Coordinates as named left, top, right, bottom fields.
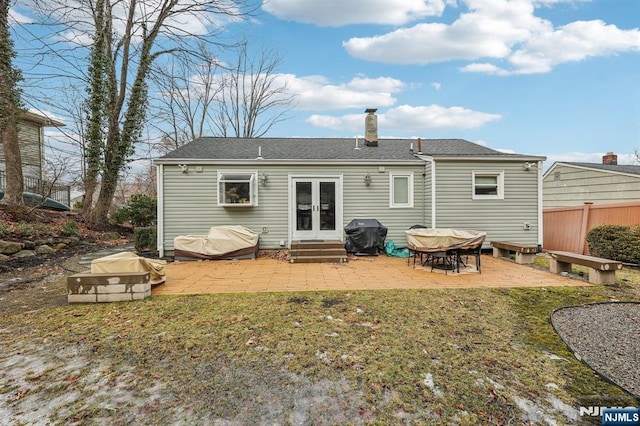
left=10, top=0, right=640, bottom=169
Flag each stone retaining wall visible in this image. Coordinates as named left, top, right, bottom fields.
left=0, top=236, right=82, bottom=261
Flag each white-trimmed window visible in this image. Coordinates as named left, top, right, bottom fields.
left=472, top=171, right=504, bottom=200
left=389, top=172, right=414, bottom=208
left=218, top=171, right=258, bottom=206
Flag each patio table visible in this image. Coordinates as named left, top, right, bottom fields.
left=405, top=228, right=486, bottom=274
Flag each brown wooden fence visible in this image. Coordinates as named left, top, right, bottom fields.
left=543, top=201, right=640, bottom=254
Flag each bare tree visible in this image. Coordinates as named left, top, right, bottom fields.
left=149, top=44, right=223, bottom=151
left=29, top=0, right=256, bottom=227
left=0, top=0, right=24, bottom=210
left=214, top=40, right=295, bottom=138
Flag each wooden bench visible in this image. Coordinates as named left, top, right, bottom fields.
left=547, top=251, right=623, bottom=285
left=491, top=241, right=539, bottom=264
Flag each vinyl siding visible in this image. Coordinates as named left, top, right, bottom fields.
left=543, top=164, right=640, bottom=207
left=0, top=120, right=43, bottom=178
left=160, top=163, right=427, bottom=251
left=434, top=160, right=541, bottom=246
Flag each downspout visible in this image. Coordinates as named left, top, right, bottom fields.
left=537, top=160, right=543, bottom=249
left=156, top=164, right=164, bottom=258
left=420, top=156, right=436, bottom=228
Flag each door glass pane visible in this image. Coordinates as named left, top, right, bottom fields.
left=393, top=176, right=409, bottom=204
left=296, top=182, right=312, bottom=231
left=319, top=181, right=335, bottom=231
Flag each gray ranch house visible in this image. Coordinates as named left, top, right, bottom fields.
left=154, top=114, right=545, bottom=257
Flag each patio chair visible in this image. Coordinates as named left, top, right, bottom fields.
left=456, top=243, right=483, bottom=273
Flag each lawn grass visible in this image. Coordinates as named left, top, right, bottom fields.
left=1, top=261, right=638, bottom=424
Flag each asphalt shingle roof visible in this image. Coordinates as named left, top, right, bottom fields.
left=563, top=162, right=640, bottom=176
left=157, top=137, right=525, bottom=162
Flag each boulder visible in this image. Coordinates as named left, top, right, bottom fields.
left=0, top=240, right=23, bottom=255
left=35, top=245, right=55, bottom=254
left=13, top=250, right=36, bottom=258
left=23, top=240, right=36, bottom=250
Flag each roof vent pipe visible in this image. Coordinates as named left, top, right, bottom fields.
left=417, top=137, right=422, bottom=154
left=364, top=108, right=378, bottom=147
left=257, top=145, right=263, bottom=160
left=355, top=136, right=360, bottom=150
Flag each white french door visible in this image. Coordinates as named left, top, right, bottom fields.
left=290, top=176, right=342, bottom=241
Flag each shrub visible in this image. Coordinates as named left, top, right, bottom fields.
left=13, top=223, right=35, bottom=236
left=112, top=194, right=157, bottom=227
left=0, top=222, right=7, bottom=237
left=58, top=220, right=79, bottom=236
left=586, top=224, right=640, bottom=264
left=134, top=226, right=157, bottom=252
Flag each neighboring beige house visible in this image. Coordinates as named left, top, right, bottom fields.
left=543, top=153, right=640, bottom=208
left=0, top=110, right=64, bottom=181
left=0, top=110, right=70, bottom=207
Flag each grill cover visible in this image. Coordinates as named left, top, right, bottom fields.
left=344, top=219, right=388, bottom=255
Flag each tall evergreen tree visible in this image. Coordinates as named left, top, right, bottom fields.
left=0, top=0, right=24, bottom=209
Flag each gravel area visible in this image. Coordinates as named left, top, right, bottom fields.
left=551, top=302, right=640, bottom=398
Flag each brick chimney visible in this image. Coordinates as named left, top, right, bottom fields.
left=364, top=108, right=378, bottom=147
left=602, top=152, right=617, bottom=165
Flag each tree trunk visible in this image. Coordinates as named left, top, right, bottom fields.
left=1, top=114, right=23, bottom=206
left=0, top=0, right=24, bottom=209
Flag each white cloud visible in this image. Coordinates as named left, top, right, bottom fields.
left=30, top=0, right=231, bottom=47
left=306, top=104, right=501, bottom=132
left=262, top=0, right=446, bottom=26
left=431, top=82, right=441, bottom=90
left=507, top=20, right=640, bottom=74
left=9, top=8, right=33, bottom=25
left=495, top=148, right=516, bottom=154
left=343, top=0, right=640, bottom=74
left=279, top=74, right=406, bottom=110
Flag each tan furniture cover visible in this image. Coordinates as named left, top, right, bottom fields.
left=173, top=225, right=259, bottom=260
left=91, top=252, right=167, bottom=285
left=405, top=228, right=487, bottom=251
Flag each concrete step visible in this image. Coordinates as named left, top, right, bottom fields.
left=290, top=240, right=344, bottom=250
left=290, top=255, right=348, bottom=264
left=290, top=240, right=348, bottom=263
left=290, top=248, right=347, bottom=257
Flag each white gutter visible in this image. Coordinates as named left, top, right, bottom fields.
left=537, top=160, right=544, bottom=248
left=156, top=164, right=164, bottom=258
left=154, top=159, right=422, bottom=166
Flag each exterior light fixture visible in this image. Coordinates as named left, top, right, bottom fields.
left=364, top=173, right=372, bottom=185
left=523, top=162, right=536, bottom=171
left=179, top=164, right=188, bottom=173
left=260, top=172, right=268, bottom=183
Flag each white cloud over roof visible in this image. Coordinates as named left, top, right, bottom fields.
left=336, top=0, right=640, bottom=74
left=278, top=74, right=406, bottom=110
left=306, top=104, right=501, bottom=132
left=262, top=0, right=446, bottom=26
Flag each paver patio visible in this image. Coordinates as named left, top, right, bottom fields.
left=151, top=254, right=587, bottom=295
